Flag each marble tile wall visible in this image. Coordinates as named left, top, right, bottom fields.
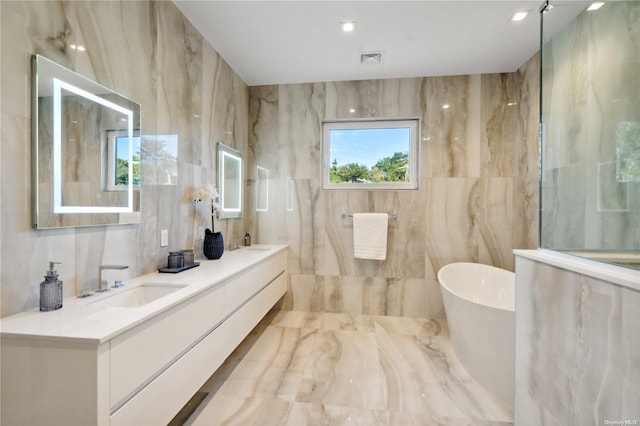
left=540, top=1, right=640, bottom=252
left=248, top=55, right=540, bottom=318
left=515, top=5, right=640, bottom=421
left=0, top=0, right=540, bottom=319
left=0, top=1, right=250, bottom=317
left=514, top=255, right=640, bottom=424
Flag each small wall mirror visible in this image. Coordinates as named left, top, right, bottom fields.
left=256, top=165, right=269, bottom=212
left=217, top=142, right=243, bottom=219
left=32, top=55, right=141, bottom=229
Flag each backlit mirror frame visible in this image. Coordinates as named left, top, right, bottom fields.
left=32, top=55, right=141, bottom=229
left=217, top=142, right=243, bottom=219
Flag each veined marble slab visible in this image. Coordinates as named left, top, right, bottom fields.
left=188, top=311, right=513, bottom=425
left=0, top=0, right=251, bottom=317
left=515, top=252, right=640, bottom=425
left=249, top=55, right=540, bottom=319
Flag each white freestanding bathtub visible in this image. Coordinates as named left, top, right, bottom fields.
left=437, top=262, right=515, bottom=406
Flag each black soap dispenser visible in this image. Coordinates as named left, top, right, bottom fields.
left=40, top=261, right=63, bottom=312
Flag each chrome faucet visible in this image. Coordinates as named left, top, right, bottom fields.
left=97, top=264, right=128, bottom=292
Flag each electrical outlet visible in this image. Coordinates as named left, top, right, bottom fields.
left=161, top=229, right=168, bottom=247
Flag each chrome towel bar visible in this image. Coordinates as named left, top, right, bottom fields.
left=341, top=213, right=398, bottom=220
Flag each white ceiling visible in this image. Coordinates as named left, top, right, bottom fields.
left=173, top=1, right=587, bottom=87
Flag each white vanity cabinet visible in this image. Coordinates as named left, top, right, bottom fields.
left=1, top=246, right=287, bottom=426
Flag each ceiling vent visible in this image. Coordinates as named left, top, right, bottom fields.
left=360, top=52, right=384, bottom=65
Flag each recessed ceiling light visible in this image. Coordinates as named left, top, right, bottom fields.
left=587, top=2, right=604, bottom=11
left=342, top=21, right=355, bottom=32
left=442, top=104, right=450, bottom=110
left=349, top=108, right=356, bottom=113
left=511, top=11, right=529, bottom=22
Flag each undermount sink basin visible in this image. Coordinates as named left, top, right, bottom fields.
left=89, top=283, right=187, bottom=308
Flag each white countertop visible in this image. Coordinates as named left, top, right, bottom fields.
left=0, top=245, right=287, bottom=344
left=514, top=249, right=640, bottom=292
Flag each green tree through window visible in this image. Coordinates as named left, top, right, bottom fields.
left=115, top=136, right=141, bottom=186
left=330, top=152, right=409, bottom=184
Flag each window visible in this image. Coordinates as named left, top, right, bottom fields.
left=322, top=118, right=419, bottom=190
left=106, top=130, right=141, bottom=191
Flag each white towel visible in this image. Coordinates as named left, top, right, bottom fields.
left=353, top=213, right=388, bottom=260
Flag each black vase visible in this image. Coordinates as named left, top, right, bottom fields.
left=203, top=230, right=224, bottom=259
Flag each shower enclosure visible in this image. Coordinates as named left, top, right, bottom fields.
left=539, top=0, right=640, bottom=270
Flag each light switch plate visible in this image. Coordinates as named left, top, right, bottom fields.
left=160, top=229, right=168, bottom=247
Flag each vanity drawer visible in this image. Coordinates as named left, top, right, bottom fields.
left=225, top=250, right=286, bottom=309
left=110, top=272, right=287, bottom=426
left=109, top=282, right=225, bottom=409
left=109, top=251, right=286, bottom=410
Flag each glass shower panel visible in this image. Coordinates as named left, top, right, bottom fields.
left=539, top=1, right=640, bottom=270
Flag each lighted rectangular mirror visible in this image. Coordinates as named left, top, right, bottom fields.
left=217, top=142, right=243, bottom=219
left=32, top=55, right=141, bottom=228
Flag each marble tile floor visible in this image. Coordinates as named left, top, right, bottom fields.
left=183, top=310, right=513, bottom=426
